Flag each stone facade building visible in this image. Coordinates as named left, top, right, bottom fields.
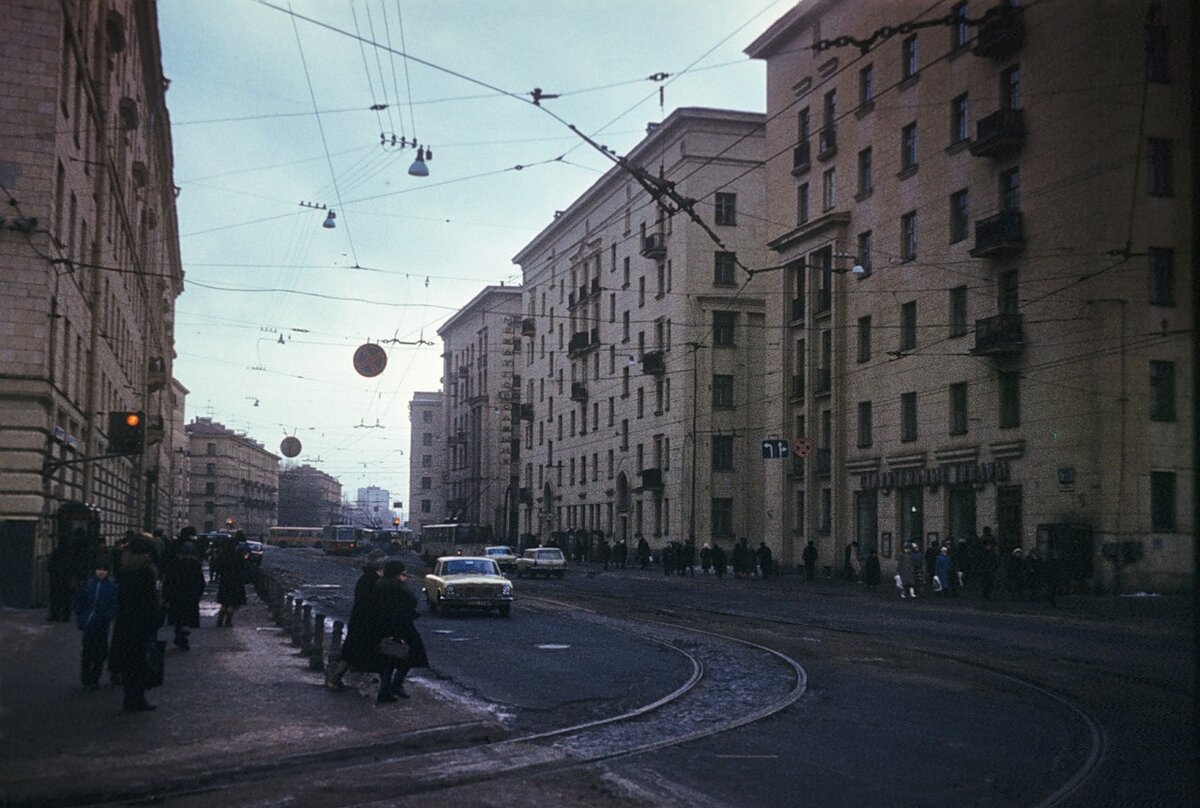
left=0, top=1, right=182, bottom=605
left=185, top=418, right=278, bottom=540
left=746, top=0, right=1193, bottom=589
left=277, top=464, right=341, bottom=528
left=437, top=287, right=523, bottom=541
left=407, top=390, right=446, bottom=535
left=513, top=108, right=772, bottom=558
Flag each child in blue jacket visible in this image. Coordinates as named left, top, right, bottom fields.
left=75, top=560, right=118, bottom=689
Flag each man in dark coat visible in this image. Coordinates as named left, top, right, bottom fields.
left=214, top=533, right=248, bottom=627
left=368, top=560, right=428, bottom=703
left=757, top=542, right=774, bottom=580
left=711, top=542, right=727, bottom=579
left=802, top=540, right=818, bottom=581
left=109, top=538, right=160, bottom=712
left=636, top=534, right=651, bottom=570
left=326, top=549, right=386, bottom=689
left=47, top=544, right=75, bottom=621
left=163, top=541, right=205, bottom=649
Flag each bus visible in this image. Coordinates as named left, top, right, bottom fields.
left=322, top=524, right=362, bottom=555
left=419, top=523, right=494, bottom=559
left=364, top=528, right=414, bottom=552
left=267, top=526, right=323, bottom=548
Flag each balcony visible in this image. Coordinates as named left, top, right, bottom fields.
left=571, top=381, right=589, bottom=402
left=521, top=317, right=536, bottom=336
left=969, top=108, right=1025, bottom=159
left=147, top=356, right=167, bottom=392
left=815, top=287, right=831, bottom=315
left=638, top=467, right=664, bottom=491
left=568, top=291, right=577, bottom=309
left=790, top=374, right=805, bottom=401
left=518, top=487, right=534, bottom=505
left=971, top=313, right=1024, bottom=357
left=641, top=232, right=666, bottom=260
left=791, top=141, right=811, bottom=175
left=518, top=402, right=534, bottom=421
left=815, top=448, right=831, bottom=475
left=568, top=330, right=591, bottom=357
left=973, top=4, right=1024, bottom=60
left=641, top=350, right=666, bottom=375
left=970, top=209, right=1024, bottom=258
left=590, top=277, right=601, bottom=296
left=814, top=367, right=831, bottom=395
left=817, top=126, right=837, bottom=159
left=790, top=298, right=805, bottom=323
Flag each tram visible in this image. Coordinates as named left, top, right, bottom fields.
left=419, top=523, right=493, bottom=558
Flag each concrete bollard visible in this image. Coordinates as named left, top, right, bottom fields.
left=328, top=620, right=344, bottom=670
left=291, top=598, right=304, bottom=646
left=282, top=593, right=294, bottom=630
left=271, top=579, right=285, bottom=620
left=300, top=604, right=314, bottom=654
left=309, top=612, right=326, bottom=671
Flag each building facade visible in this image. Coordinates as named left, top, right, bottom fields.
left=437, top=287, right=523, bottom=540
left=277, top=464, right=341, bottom=527
left=185, top=418, right=279, bottom=540
left=407, top=391, right=446, bottom=535
left=350, top=485, right=394, bottom=529
left=747, top=0, right=1193, bottom=590
left=513, top=108, right=773, bottom=558
left=0, top=0, right=183, bottom=606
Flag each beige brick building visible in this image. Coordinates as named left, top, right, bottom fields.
left=747, top=0, right=1193, bottom=590
left=277, top=463, right=341, bottom=528
left=0, top=0, right=183, bottom=605
left=185, top=418, right=278, bottom=540
left=408, top=390, right=447, bottom=535
left=512, top=108, right=773, bottom=558
left=437, top=286, right=523, bottom=540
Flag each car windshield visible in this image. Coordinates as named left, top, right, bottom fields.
left=486, top=547, right=512, bottom=557
left=443, top=559, right=497, bottom=576
left=537, top=550, right=562, bottom=559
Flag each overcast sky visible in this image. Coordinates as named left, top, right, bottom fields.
left=159, top=0, right=779, bottom=512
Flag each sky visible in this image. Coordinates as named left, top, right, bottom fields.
left=158, top=0, right=783, bottom=514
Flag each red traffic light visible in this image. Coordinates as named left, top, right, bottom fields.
left=124, top=413, right=141, bottom=428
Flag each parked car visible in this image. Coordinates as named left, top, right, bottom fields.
left=243, top=540, right=265, bottom=565
left=423, top=556, right=514, bottom=617
left=482, top=545, right=518, bottom=573
left=515, top=547, right=566, bottom=579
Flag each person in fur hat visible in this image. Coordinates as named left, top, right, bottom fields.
left=325, top=548, right=388, bottom=690
left=109, top=538, right=160, bottom=712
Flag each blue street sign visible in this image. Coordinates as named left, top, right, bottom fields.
left=761, top=438, right=790, bottom=459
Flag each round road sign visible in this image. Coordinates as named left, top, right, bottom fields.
left=793, top=436, right=813, bottom=457
left=280, top=436, right=302, bottom=458
left=353, top=343, right=388, bottom=378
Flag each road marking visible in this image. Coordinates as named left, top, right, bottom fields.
left=713, top=754, right=779, bottom=759
left=536, top=643, right=571, bottom=650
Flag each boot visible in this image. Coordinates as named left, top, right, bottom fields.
left=216, top=610, right=227, bottom=627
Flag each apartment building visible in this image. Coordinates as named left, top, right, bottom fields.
left=408, top=391, right=446, bottom=535
left=512, top=108, right=772, bottom=557
left=747, top=0, right=1193, bottom=590
left=0, top=1, right=183, bottom=606
left=277, top=464, right=342, bottom=527
left=436, top=287, right=523, bottom=539
left=185, top=418, right=279, bottom=540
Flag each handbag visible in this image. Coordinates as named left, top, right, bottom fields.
left=376, top=637, right=409, bottom=660
left=145, top=639, right=166, bottom=689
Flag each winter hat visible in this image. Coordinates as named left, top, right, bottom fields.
left=366, top=549, right=388, bottom=570
left=383, top=559, right=407, bottom=577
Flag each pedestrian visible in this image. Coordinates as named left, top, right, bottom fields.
left=326, top=549, right=387, bottom=690
left=924, top=541, right=939, bottom=593
left=1043, top=547, right=1064, bottom=608
left=977, top=539, right=999, bottom=600
left=74, top=559, right=117, bottom=689
left=1006, top=548, right=1025, bottom=600
left=802, top=540, right=817, bottom=582
left=162, top=540, right=205, bottom=650
left=844, top=541, right=860, bottom=583
left=636, top=534, right=651, bottom=570
left=757, top=542, right=774, bottom=580
left=614, top=538, right=628, bottom=569
left=108, top=537, right=160, bottom=713
left=682, top=538, right=697, bottom=577
left=661, top=542, right=675, bottom=576
left=598, top=536, right=611, bottom=570
left=214, top=532, right=248, bottom=627
left=863, top=549, right=881, bottom=591
left=896, top=543, right=919, bottom=598
left=1023, top=547, right=1044, bottom=602
left=733, top=538, right=752, bottom=580
left=711, top=542, right=727, bottom=579
left=700, top=544, right=712, bottom=575
left=934, top=545, right=953, bottom=597
left=47, top=543, right=75, bottom=621
left=367, top=560, right=429, bottom=704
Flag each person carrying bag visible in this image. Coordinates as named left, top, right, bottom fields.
left=366, top=561, right=428, bottom=704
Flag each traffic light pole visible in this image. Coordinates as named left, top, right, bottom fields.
left=41, top=452, right=139, bottom=477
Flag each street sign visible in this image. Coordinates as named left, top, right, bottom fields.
left=353, top=342, right=388, bottom=378
left=280, top=436, right=302, bottom=458
left=761, top=438, right=790, bottom=459
left=793, top=436, right=813, bottom=457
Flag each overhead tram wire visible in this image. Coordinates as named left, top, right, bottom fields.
left=350, top=1, right=389, bottom=136
left=390, top=0, right=419, bottom=140
left=363, top=2, right=400, bottom=141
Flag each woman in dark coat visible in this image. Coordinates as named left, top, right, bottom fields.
left=326, top=549, right=386, bottom=689
left=863, top=549, right=881, bottom=591
left=214, top=534, right=247, bottom=627
left=163, top=542, right=205, bottom=649
left=366, top=560, right=428, bottom=703
left=109, top=538, right=160, bottom=712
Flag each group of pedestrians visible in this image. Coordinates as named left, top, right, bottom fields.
left=891, top=534, right=1063, bottom=606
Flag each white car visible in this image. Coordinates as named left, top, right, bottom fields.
left=423, top=556, right=513, bottom=617
left=514, top=547, right=566, bottom=579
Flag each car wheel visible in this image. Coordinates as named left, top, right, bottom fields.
left=498, top=604, right=511, bottom=617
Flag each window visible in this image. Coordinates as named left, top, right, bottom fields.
left=421, top=476, right=432, bottom=490
left=637, top=387, right=644, bottom=418
left=423, top=410, right=433, bottom=423
left=1145, top=22, right=1169, bottom=83
left=950, top=93, right=969, bottom=144
left=902, top=35, right=918, bottom=80
left=711, top=498, right=734, bottom=537
left=714, top=192, right=737, bottom=226
left=820, top=488, right=832, bottom=534
left=205, top=501, right=215, bottom=514
left=712, top=374, right=734, bottom=408
left=621, top=419, right=629, bottom=450
left=998, top=371, right=1020, bottom=428
left=949, top=286, right=968, bottom=337
left=949, top=189, right=969, bottom=243
left=1149, top=361, right=1176, bottom=421
left=1148, top=247, right=1174, bottom=305
left=638, top=276, right=645, bottom=307
left=656, top=262, right=666, bottom=297
left=714, top=251, right=737, bottom=285
left=857, top=147, right=873, bottom=196
left=713, top=311, right=736, bottom=346
left=901, top=211, right=917, bottom=260
left=422, top=433, right=433, bottom=446
left=204, top=482, right=215, bottom=495
left=1148, top=138, right=1173, bottom=197
left=900, top=301, right=917, bottom=351
left=1000, top=167, right=1021, bottom=210
left=901, top=122, right=918, bottom=171
left=859, top=64, right=874, bottom=106
left=857, top=401, right=873, bottom=448
left=1150, top=472, right=1176, bottom=531
left=623, top=256, right=630, bottom=287
left=423, top=454, right=432, bottom=467
left=622, top=311, right=630, bottom=342
left=712, top=435, right=734, bottom=471
left=901, top=392, right=917, bottom=441
left=795, top=491, right=805, bottom=537
left=622, top=366, right=630, bottom=397
left=206, top=463, right=215, bottom=475
left=822, top=88, right=837, bottom=130
left=949, top=382, right=968, bottom=435
left=206, top=442, right=216, bottom=455
left=797, top=183, right=810, bottom=224
left=857, top=316, right=871, bottom=362
left=998, top=269, right=1020, bottom=315
left=1001, top=65, right=1021, bottom=110
left=822, top=167, right=836, bottom=211
left=950, top=2, right=969, bottom=49
left=857, top=231, right=873, bottom=276
left=798, top=107, right=811, bottom=141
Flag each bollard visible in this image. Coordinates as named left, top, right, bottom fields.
left=290, top=598, right=304, bottom=646
left=282, top=593, right=294, bottom=630
left=309, top=612, right=326, bottom=671
left=327, top=620, right=344, bottom=672
left=300, top=604, right=314, bottom=655
left=271, top=579, right=285, bottom=620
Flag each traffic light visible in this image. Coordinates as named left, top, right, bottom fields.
left=392, top=517, right=401, bottom=526
left=107, top=411, right=146, bottom=455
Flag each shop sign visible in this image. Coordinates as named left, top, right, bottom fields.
left=859, top=461, right=1009, bottom=491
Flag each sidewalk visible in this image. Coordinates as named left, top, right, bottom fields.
left=0, top=581, right=502, bottom=807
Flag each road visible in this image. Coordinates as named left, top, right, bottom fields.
left=190, top=546, right=1193, bottom=807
